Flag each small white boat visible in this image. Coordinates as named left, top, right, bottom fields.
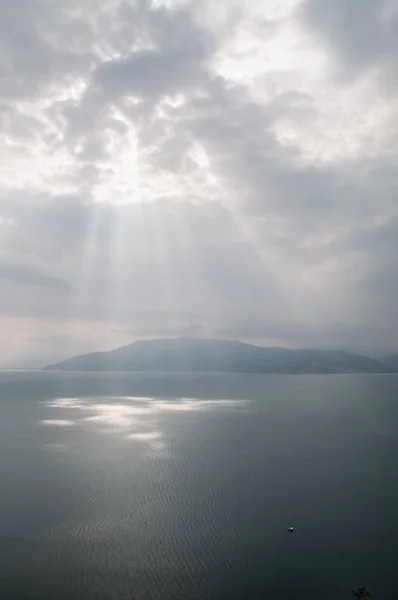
left=287, top=526, right=295, bottom=532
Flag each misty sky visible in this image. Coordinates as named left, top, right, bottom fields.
left=1, top=0, right=398, bottom=367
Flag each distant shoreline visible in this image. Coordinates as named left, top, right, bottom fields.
left=1, top=369, right=397, bottom=376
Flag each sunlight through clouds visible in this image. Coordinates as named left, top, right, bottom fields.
left=1, top=0, right=398, bottom=365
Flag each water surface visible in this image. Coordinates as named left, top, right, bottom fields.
left=1, top=371, right=397, bottom=599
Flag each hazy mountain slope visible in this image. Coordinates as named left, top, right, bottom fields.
left=44, top=337, right=389, bottom=374
left=380, top=354, right=398, bottom=370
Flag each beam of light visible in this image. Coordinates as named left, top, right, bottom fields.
left=52, top=203, right=133, bottom=372
left=203, top=173, right=309, bottom=345
left=62, top=202, right=104, bottom=332
left=151, top=135, right=301, bottom=344
left=92, top=106, right=141, bottom=205
left=94, top=102, right=228, bottom=347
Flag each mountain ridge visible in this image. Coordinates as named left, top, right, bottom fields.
left=43, top=337, right=393, bottom=374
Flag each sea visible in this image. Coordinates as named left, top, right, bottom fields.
left=0, top=371, right=397, bottom=600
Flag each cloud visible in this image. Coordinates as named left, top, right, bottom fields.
left=116, top=321, right=204, bottom=338
left=0, top=0, right=94, bottom=100
left=0, top=259, right=70, bottom=291
left=0, top=0, right=398, bottom=366
left=92, top=5, right=214, bottom=100
left=299, top=0, right=398, bottom=82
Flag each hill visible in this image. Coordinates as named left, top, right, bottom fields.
left=380, top=354, right=398, bottom=370
left=43, top=337, right=391, bottom=374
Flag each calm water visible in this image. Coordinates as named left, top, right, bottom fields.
left=0, top=372, right=398, bottom=600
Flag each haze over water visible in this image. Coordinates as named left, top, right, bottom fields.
left=1, top=371, right=398, bottom=600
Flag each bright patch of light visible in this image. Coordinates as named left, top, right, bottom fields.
left=42, top=419, right=75, bottom=427
left=93, top=115, right=140, bottom=205
left=0, top=134, right=78, bottom=194
left=0, top=85, right=87, bottom=195
left=49, top=78, right=88, bottom=105
left=43, top=396, right=247, bottom=456
left=128, top=431, right=162, bottom=440
left=189, top=141, right=210, bottom=168
left=272, top=75, right=397, bottom=164
left=213, top=3, right=396, bottom=165
left=198, top=0, right=304, bottom=36
left=215, top=17, right=327, bottom=95
left=163, top=93, right=187, bottom=108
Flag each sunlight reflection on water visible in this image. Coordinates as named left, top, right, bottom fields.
left=41, top=396, right=247, bottom=457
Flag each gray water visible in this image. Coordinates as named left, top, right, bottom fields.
left=0, top=371, right=397, bottom=600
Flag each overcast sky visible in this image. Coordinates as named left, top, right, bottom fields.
left=1, top=0, right=398, bottom=367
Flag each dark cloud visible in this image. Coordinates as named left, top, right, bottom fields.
left=0, top=259, right=70, bottom=292
left=2, top=193, right=92, bottom=262
left=299, top=0, right=398, bottom=81
left=93, top=6, right=214, bottom=100
left=0, top=0, right=94, bottom=100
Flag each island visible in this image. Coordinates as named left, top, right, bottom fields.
left=43, top=337, right=395, bottom=374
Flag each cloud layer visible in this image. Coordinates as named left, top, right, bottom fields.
left=1, top=0, right=397, bottom=366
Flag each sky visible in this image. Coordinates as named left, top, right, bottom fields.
left=1, top=0, right=398, bottom=367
